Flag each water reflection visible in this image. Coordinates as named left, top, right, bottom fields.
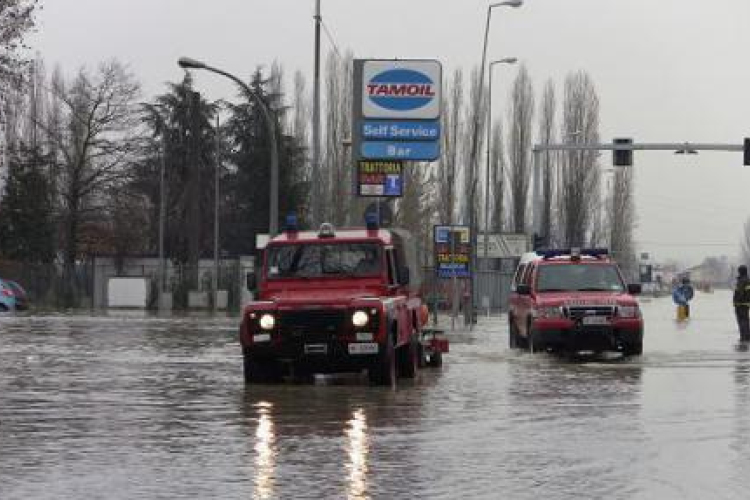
left=253, top=401, right=277, bottom=499
left=504, top=355, right=645, bottom=499
left=345, top=408, right=370, bottom=500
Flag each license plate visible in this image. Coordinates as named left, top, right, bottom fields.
left=582, top=316, right=609, bottom=325
left=253, top=333, right=271, bottom=343
left=348, top=342, right=379, bottom=355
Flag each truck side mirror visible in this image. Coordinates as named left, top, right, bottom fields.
left=399, top=266, right=410, bottom=286
left=516, top=284, right=531, bottom=295
left=627, top=283, right=642, bottom=295
left=246, top=273, right=257, bottom=291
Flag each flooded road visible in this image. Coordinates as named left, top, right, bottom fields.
left=1, top=290, right=749, bottom=499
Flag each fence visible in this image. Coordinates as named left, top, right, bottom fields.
left=0, top=256, right=253, bottom=311
left=0, top=259, right=93, bottom=309
left=421, top=260, right=517, bottom=315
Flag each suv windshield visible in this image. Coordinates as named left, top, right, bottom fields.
left=267, top=243, right=382, bottom=279
left=536, top=263, right=625, bottom=292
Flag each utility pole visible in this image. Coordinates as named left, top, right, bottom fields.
left=213, top=115, right=220, bottom=311
left=312, top=0, right=322, bottom=226
left=159, top=128, right=167, bottom=298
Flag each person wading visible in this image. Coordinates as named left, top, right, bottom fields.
left=733, top=265, right=750, bottom=341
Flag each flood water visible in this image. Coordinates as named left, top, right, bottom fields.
left=1, top=290, right=749, bottom=499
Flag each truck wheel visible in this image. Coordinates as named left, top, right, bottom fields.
left=426, top=351, right=443, bottom=368
left=528, top=326, right=540, bottom=354
left=508, top=318, right=519, bottom=349
left=397, top=335, right=419, bottom=379
left=369, top=333, right=396, bottom=386
left=623, top=341, right=643, bottom=357
left=417, top=342, right=427, bottom=368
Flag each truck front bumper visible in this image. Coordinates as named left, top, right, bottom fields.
left=532, top=319, right=643, bottom=352
left=244, top=337, right=381, bottom=373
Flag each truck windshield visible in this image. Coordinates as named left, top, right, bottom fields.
left=266, top=243, right=383, bottom=279
left=536, top=264, right=625, bottom=292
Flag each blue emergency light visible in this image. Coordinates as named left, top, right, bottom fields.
left=365, top=213, right=379, bottom=230
left=284, top=213, right=298, bottom=231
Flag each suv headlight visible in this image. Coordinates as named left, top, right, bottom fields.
left=536, top=306, right=564, bottom=319
left=352, top=310, right=369, bottom=327
left=618, top=305, right=641, bottom=318
left=259, top=313, right=276, bottom=330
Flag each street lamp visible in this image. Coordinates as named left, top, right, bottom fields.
left=466, top=0, right=522, bottom=325
left=177, top=56, right=280, bottom=237
left=483, top=57, right=516, bottom=267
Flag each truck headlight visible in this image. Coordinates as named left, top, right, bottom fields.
left=618, top=305, right=641, bottom=318
left=536, top=306, right=564, bottom=319
left=352, top=310, right=369, bottom=327
left=259, top=313, right=275, bottom=330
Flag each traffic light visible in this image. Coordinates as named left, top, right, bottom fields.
left=744, top=138, right=750, bottom=166
left=613, top=138, right=633, bottom=167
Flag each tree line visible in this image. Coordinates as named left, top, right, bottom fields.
left=1, top=2, right=637, bottom=293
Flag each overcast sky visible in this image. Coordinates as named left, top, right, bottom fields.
left=29, top=0, right=750, bottom=266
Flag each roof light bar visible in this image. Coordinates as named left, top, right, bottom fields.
left=538, top=248, right=609, bottom=260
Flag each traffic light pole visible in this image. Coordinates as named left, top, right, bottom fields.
left=530, top=140, right=747, bottom=237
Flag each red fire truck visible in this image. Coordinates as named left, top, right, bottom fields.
left=239, top=219, right=448, bottom=385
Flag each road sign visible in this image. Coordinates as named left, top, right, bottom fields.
left=362, top=120, right=440, bottom=141
left=357, top=161, right=403, bottom=197
left=434, top=225, right=471, bottom=278
left=476, top=233, right=530, bottom=258
left=361, top=141, right=440, bottom=161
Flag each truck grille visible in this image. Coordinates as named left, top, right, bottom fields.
left=278, top=309, right=347, bottom=333
left=564, top=305, right=615, bottom=320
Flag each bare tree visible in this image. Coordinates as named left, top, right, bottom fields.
left=43, top=61, right=143, bottom=272
left=436, top=68, right=464, bottom=227
left=395, top=162, right=435, bottom=266
left=322, top=50, right=353, bottom=226
left=507, top=65, right=535, bottom=234
left=608, top=164, right=636, bottom=272
left=537, top=80, right=556, bottom=242
left=291, top=70, right=310, bottom=157
left=0, top=0, right=38, bottom=82
left=559, top=70, right=600, bottom=247
left=461, top=66, right=486, bottom=226
left=291, top=70, right=311, bottom=223
left=489, top=118, right=505, bottom=232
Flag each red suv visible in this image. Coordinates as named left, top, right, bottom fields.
left=508, top=248, right=643, bottom=356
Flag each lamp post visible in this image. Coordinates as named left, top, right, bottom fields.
left=312, top=0, right=322, bottom=227
left=483, top=57, right=516, bottom=266
left=467, top=0, right=522, bottom=326
left=178, top=56, right=280, bottom=237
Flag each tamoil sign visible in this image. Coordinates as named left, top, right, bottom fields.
left=362, top=60, right=441, bottom=120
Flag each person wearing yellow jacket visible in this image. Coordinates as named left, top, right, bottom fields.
left=734, top=265, right=750, bottom=341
